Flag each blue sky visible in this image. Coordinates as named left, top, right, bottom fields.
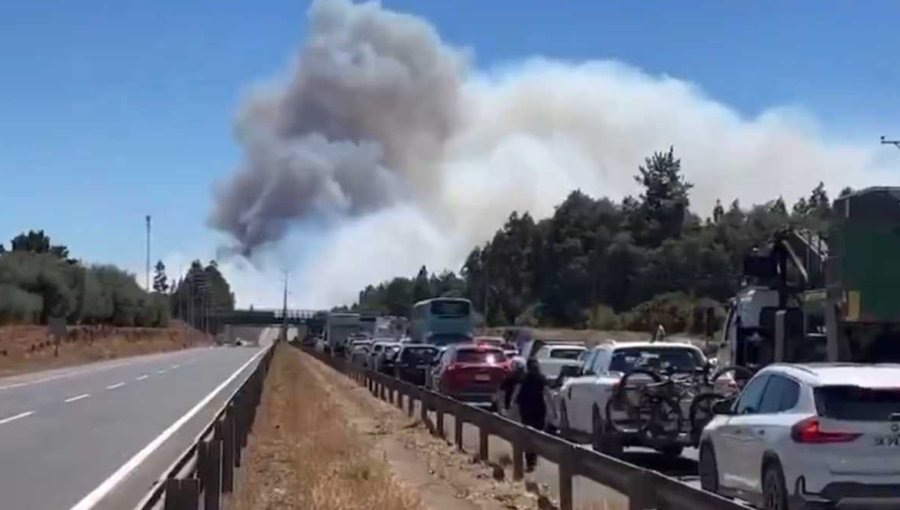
left=2, top=0, right=899, bottom=285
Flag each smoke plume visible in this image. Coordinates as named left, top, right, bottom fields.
left=210, top=0, right=891, bottom=308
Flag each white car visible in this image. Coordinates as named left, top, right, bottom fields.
left=555, top=340, right=710, bottom=457
left=532, top=343, right=587, bottom=379
left=700, top=363, right=900, bottom=510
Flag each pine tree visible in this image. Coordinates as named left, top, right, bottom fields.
left=153, top=260, right=169, bottom=293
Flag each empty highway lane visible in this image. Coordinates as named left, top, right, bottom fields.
left=0, top=341, right=268, bottom=510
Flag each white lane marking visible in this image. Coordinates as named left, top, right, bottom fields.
left=0, top=410, right=35, bottom=424
left=0, top=349, right=203, bottom=393
left=156, top=369, right=167, bottom=375
left=69, top=346, right=271, bottom=510
left=135, top=375, right=149, bottom=381
left=64, top=394, right=91, bottom=403
left=171, top=364, right=180, bottom=369
left=106, top=382, right=125, bottom=390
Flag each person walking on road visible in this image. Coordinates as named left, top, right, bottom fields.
left=500, top=358, right=525, bottom=413
left=516, top=358, right=547, bottom=472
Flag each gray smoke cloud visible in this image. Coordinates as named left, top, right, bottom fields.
left=207, top=0, right=891, bottom=308
left=209, top=0, right=466, bottom=253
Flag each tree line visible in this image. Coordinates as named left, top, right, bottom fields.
left=351, top=147, right=851, bottom=333
left=0, top=230, right=235, bottom=329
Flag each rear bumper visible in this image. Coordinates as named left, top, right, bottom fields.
left=793, top=478, right=900, bottom=509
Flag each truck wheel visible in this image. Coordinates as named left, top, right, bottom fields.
left=592, top=405, right=623, bottom=457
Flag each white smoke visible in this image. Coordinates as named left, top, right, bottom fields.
left=211, top=0, right=891, bottom=309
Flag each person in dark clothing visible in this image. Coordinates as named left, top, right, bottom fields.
left=516, top=358, right=548, bottom=471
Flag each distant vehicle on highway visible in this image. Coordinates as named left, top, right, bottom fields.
left=474, top=336, right=505, bottom=347
left=348, top=340, right=372, bottom=366
left=393, top=344, right=440, bottom=385
left=700, top=363, right=900, bottom=510
left=367, top=340, right=399, bottom=371
left=327, top=312, right=361, bottom=357
left=427, top=344, right=509, bottom=408
left=375, top=342, right=403, bottom=374
left=410, top=298, right=475, bottom=346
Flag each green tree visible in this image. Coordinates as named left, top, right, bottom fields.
left=10, top=230, right=72, bottom=261
left=631, top=147, right=693, bottom=247
left=153, top=260, right=169, bottom=293
left=412, top=265, right=431, bottom=302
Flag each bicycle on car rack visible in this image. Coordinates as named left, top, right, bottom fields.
left=605, top=363, right=752, bottom=449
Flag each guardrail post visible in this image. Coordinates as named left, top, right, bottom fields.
left=627, top=471, right=655, bottom=510
left=396, top=390, right=404, bottom=410
left=163, top=478, right=200, bottom=510
left=436, top=409, right=445, bottom=438
left=478, top=425, right=489, bottom=462
left=202, top=439, right=222, bottom=510
left=407, top=392, right=415, bottom=416
left=511, top=429, right=524, bottom=481
left=419, top=393, right=428, bottom=423
left=379, top=382, right=386, bottom=400
left=454, top=416, right=464, bottom=451
left=220, top=409, right=235, bottom=492
left=558, top=445, right=574, bottom=510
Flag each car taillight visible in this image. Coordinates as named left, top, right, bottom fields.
left=791, top=417, right=861, bottom=444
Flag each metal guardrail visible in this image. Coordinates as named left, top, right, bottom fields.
left=303, top=347, right=749, bottom=510
left=135, top=344, right=275, bottom=510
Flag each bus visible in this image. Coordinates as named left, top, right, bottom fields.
left=327, top=312, right=361, bottom=356
left=410, top=298, right=474, bottom=346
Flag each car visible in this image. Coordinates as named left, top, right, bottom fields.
left=474, top=336, right=506, bottom=348
left=348, top=340, right=372, bottom=366
left=428, top=344, right=510, bottom=408
left=699, top=363, right=900, bottom=510
left=393, top=344, right=440, bottom=385
left=532, top=343, right=587, bottom=379
left=373, top=341, right=403, bottom=373
left=366, top=341, right=397, bottom=370
left=554, top=340, right=714, bottom=457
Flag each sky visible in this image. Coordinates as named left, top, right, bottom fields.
left=1, top=0, right=898, bottom=308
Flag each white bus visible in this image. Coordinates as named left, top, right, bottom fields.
left=327, top=312, right=361, bottom=356
left=410, top=298, right=474, bottom=346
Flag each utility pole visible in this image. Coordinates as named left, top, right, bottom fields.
left=483, top=253, right=490, bottom=328
left=281, top=271, right=289, bottom=343
left=145, top=215, right=151, bottom=292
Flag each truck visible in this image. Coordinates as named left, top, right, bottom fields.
left=326, top=312, right=361, bottom=357
left=717, top=186, right=900, bottom=368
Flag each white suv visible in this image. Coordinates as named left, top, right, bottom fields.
left=699, top=363, right=900, bottom=509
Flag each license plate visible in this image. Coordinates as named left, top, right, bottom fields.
left=875, top=435, right=900, bottom=447
left=474, top=374, right=491, bottom=381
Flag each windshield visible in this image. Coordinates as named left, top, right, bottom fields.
left=456, top=349, right=505, bottom=364
left=816, top=386, right=900, bottom=421
left=430, top=300, right=470, bottom=316
left=401, top=347, right=438, bottom=364
left=609, top=347, right=702, bottom=373
left=550, top=348, right=584, bottom=360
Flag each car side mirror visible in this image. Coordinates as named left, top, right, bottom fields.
left=712, top=398, right=735, bottom=415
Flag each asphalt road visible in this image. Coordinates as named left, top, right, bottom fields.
left=0, top=328, right=275, bottom=510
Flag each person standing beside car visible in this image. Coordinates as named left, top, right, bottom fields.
left=516, top=358, right=547, bottom=472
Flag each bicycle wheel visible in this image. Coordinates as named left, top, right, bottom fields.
left=606, top=368, right=662, bottom=435
left=688, top=392, right=721, bottom=441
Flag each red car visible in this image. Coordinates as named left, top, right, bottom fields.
left=429, top=344, right=509, bottom=407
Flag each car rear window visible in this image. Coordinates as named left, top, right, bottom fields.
left=401, top=347, right=437, bottom=363
left=550, top=349, right=584, bottom=360
left=815, top=386, right=900, bottom=421
left=609, top=347, right=701, bottom=373
left=456, top=349, right=505, bottom=364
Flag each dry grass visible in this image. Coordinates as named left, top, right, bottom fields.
left=229, top=344, right=424, bottom=510
left=0, top=322, right=211, bottom=377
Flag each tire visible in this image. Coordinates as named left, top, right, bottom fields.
left=607, top=369, right=663, bottom=436
left=698, top=442, right=719, bottom=493
left=761, top=460, right=789, bottom=510
left=658, top=445, right=684, bottom=458
left=647, top=397, right=683, bottom=442
left=559, top=401, right=571, bottom=440
left=592, top=405, right=623, bottom=457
